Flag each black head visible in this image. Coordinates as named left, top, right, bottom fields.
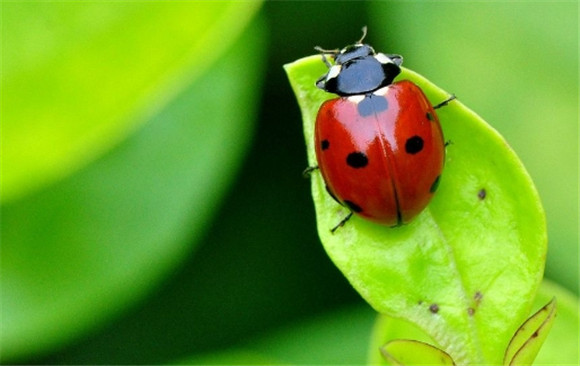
left=315, top=28, right=403, bottom=96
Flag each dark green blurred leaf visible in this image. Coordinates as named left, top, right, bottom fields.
left=0, top=17, right=265, bottom=362
left=285, top=56, right=546, bottom=364
left=2, top=2, right=262, bottom=202
left=180, top=305, right=376, bottom=365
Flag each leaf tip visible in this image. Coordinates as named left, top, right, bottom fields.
left=503, top=297, right=557, bottom=365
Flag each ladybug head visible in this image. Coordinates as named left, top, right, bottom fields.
left=315, top=27, right=403, bottom=96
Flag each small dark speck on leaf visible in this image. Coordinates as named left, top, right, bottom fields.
left=474, top=291, right=483, bottom=303
left=429, top=304, right=439, bottom=314
left=468, top=307, right=475, bottom=316
left=478, top=188, right=486, bottom=200
left=532, top=331, right=539, bottom=338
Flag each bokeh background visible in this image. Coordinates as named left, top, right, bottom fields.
left=2, top=2, right=578, bottom=364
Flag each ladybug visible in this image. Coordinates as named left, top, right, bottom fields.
left=312, top=28, right=453, bottom=232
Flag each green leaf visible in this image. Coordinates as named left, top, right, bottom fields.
left=504, top=298, right=557, bottom=366
left=284, top=56, right=546, bottom=364
left=0, top=18, right=265, bottom=362
left=380, top=339, right=455, bottom=366
left=1, top=2, right=262, bottom=203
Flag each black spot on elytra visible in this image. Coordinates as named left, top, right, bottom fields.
left=405, top=135, right=424, bottom=154
left=429, top=304, right=439, bottom=314
left=430, top=175, right=441, bottom=194
left=343, top=200, right=362, bottom=213
left=346, top=151, right=368, bottom=168
left=478, top=188, right=486, bottom=200
left=357, top=94, right=388, bottom=117
left=321, top=139, right=330, bottom=150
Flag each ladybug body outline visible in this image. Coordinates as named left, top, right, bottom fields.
left=313, top=28, right=448, bottom=231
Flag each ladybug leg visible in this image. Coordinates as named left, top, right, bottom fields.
left=434, top=94, right=457, bottom=109
left=330, top=212, right=353, bottom=234
left=302, top=165, right=319, bottom=178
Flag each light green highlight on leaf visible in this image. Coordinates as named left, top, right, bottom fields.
left=2, top=2, right=262, bottom=203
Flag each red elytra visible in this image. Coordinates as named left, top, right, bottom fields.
left=314, top=80, right=445, bottom=227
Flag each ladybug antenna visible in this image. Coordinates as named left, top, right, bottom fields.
left=357, top=26, right=368, bottom=44
left=314, top=45, right=339, bottom=54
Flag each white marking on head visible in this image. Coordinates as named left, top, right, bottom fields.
left=327, top=65, right=341, bottom=81
left=373, top=86, right=390, bottom=96
left=347, top=95, right=366, bottom=104
left=374, top=53, right=393, bottom=65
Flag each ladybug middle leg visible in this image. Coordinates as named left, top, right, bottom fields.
left=302, top=166, right=353, bottom=233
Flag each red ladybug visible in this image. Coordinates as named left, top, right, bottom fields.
left=312, top=28, right=452, bottom=232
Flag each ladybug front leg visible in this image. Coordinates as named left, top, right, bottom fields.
left=302, top=165, right=319, bottom=178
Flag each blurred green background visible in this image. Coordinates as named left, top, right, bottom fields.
left=1, top=2, right=578, bottom=364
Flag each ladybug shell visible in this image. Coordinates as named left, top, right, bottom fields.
left=315, top=80, right=445, bottom=226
